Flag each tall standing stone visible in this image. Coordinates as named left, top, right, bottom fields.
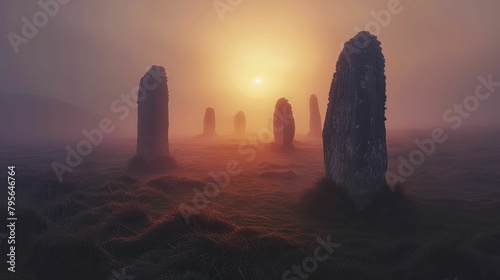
left=323, top=31, right=388, bottom=210
left=234, top=111, right=246, bottom=136
left=203, top=107, right=216, bottom=136
left=308, top=94, right=322, bottom=137
left=136, top=65, right=169, bottom=162
left=273, top=98, right=295, bottom=147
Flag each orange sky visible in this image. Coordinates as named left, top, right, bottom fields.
left=1, top=0, right=499, bottom=137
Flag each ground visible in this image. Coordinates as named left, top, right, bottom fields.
left=0, top=131, right=499, bottom=280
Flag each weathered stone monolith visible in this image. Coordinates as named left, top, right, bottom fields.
left=234, top=111, right=246, bottom=136
left=273, top=98, right=295, bottom=147
left=323, top=31, right=388, bottom=210
left=136, top=65, right=169, bottom=162
left=203, top=107, right=216, bottom=136
left=308, top=94, right=322, bottom=137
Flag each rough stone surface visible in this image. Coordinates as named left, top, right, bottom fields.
left=308, top=94, right=322, bottom=137
left=273, top=98, right=295, bottom=147
left=136, top=65, right=169, bottom=162
left=323, top=31, right=388, bottom=210
left=203, top=107, right=216, bottom=136
left=234, top=111, right=246, bottom=136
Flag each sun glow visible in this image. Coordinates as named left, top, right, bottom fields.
left=254, top=77, right=262, bottom=85
left=225, top=43, right=294, bottom=100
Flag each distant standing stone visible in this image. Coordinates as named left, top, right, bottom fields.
left=323, top=31, right=388, bottom=210
left=234, top=111, right=246, bottom=136
left=136, top=65, right=169, bottom=162
left=203, top=107, right=216, bottom=136
left=308, top=94, right=322, bottom=137
left=273, top=98, right=295, bottom=147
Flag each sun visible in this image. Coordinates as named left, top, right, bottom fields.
left=254, top=77, right=262, bottom=85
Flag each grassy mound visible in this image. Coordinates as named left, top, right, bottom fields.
left=298, top=177, right=416, bottom=233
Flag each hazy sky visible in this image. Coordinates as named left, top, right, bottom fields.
left=1, top=0, right=499, bottom=137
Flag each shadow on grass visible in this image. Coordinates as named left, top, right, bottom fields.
left=266, top=142, right=296, bottom=153
left=297, top=177, right=417, bottom=233
left=128, top=155, right=178, bottom=173
left=22, top=232, right=114, bottom=280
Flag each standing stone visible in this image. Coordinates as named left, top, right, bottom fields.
left=234, top=111, right=246, bottom=136
left=273, top=98, right=295, bottom=147
left=203, top=107, right=216, bottom=136
left=308, top=94, right=322, bottom=137
left=323, top=31, right=388, bottom=210
left=136, top=65, right=169, bottom=162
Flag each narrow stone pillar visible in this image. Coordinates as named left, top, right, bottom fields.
left=308, top=94, right=322, bottom=137
left=136, top=65, right=169, bottom=162
left=234, top=111, right=246, bottom=136
left=203, top=107, right=216, bottom=136
left=273, top=98, right=295, bottom=147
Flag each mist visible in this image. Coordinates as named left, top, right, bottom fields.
left=1, top=0, right=499, bottom=141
